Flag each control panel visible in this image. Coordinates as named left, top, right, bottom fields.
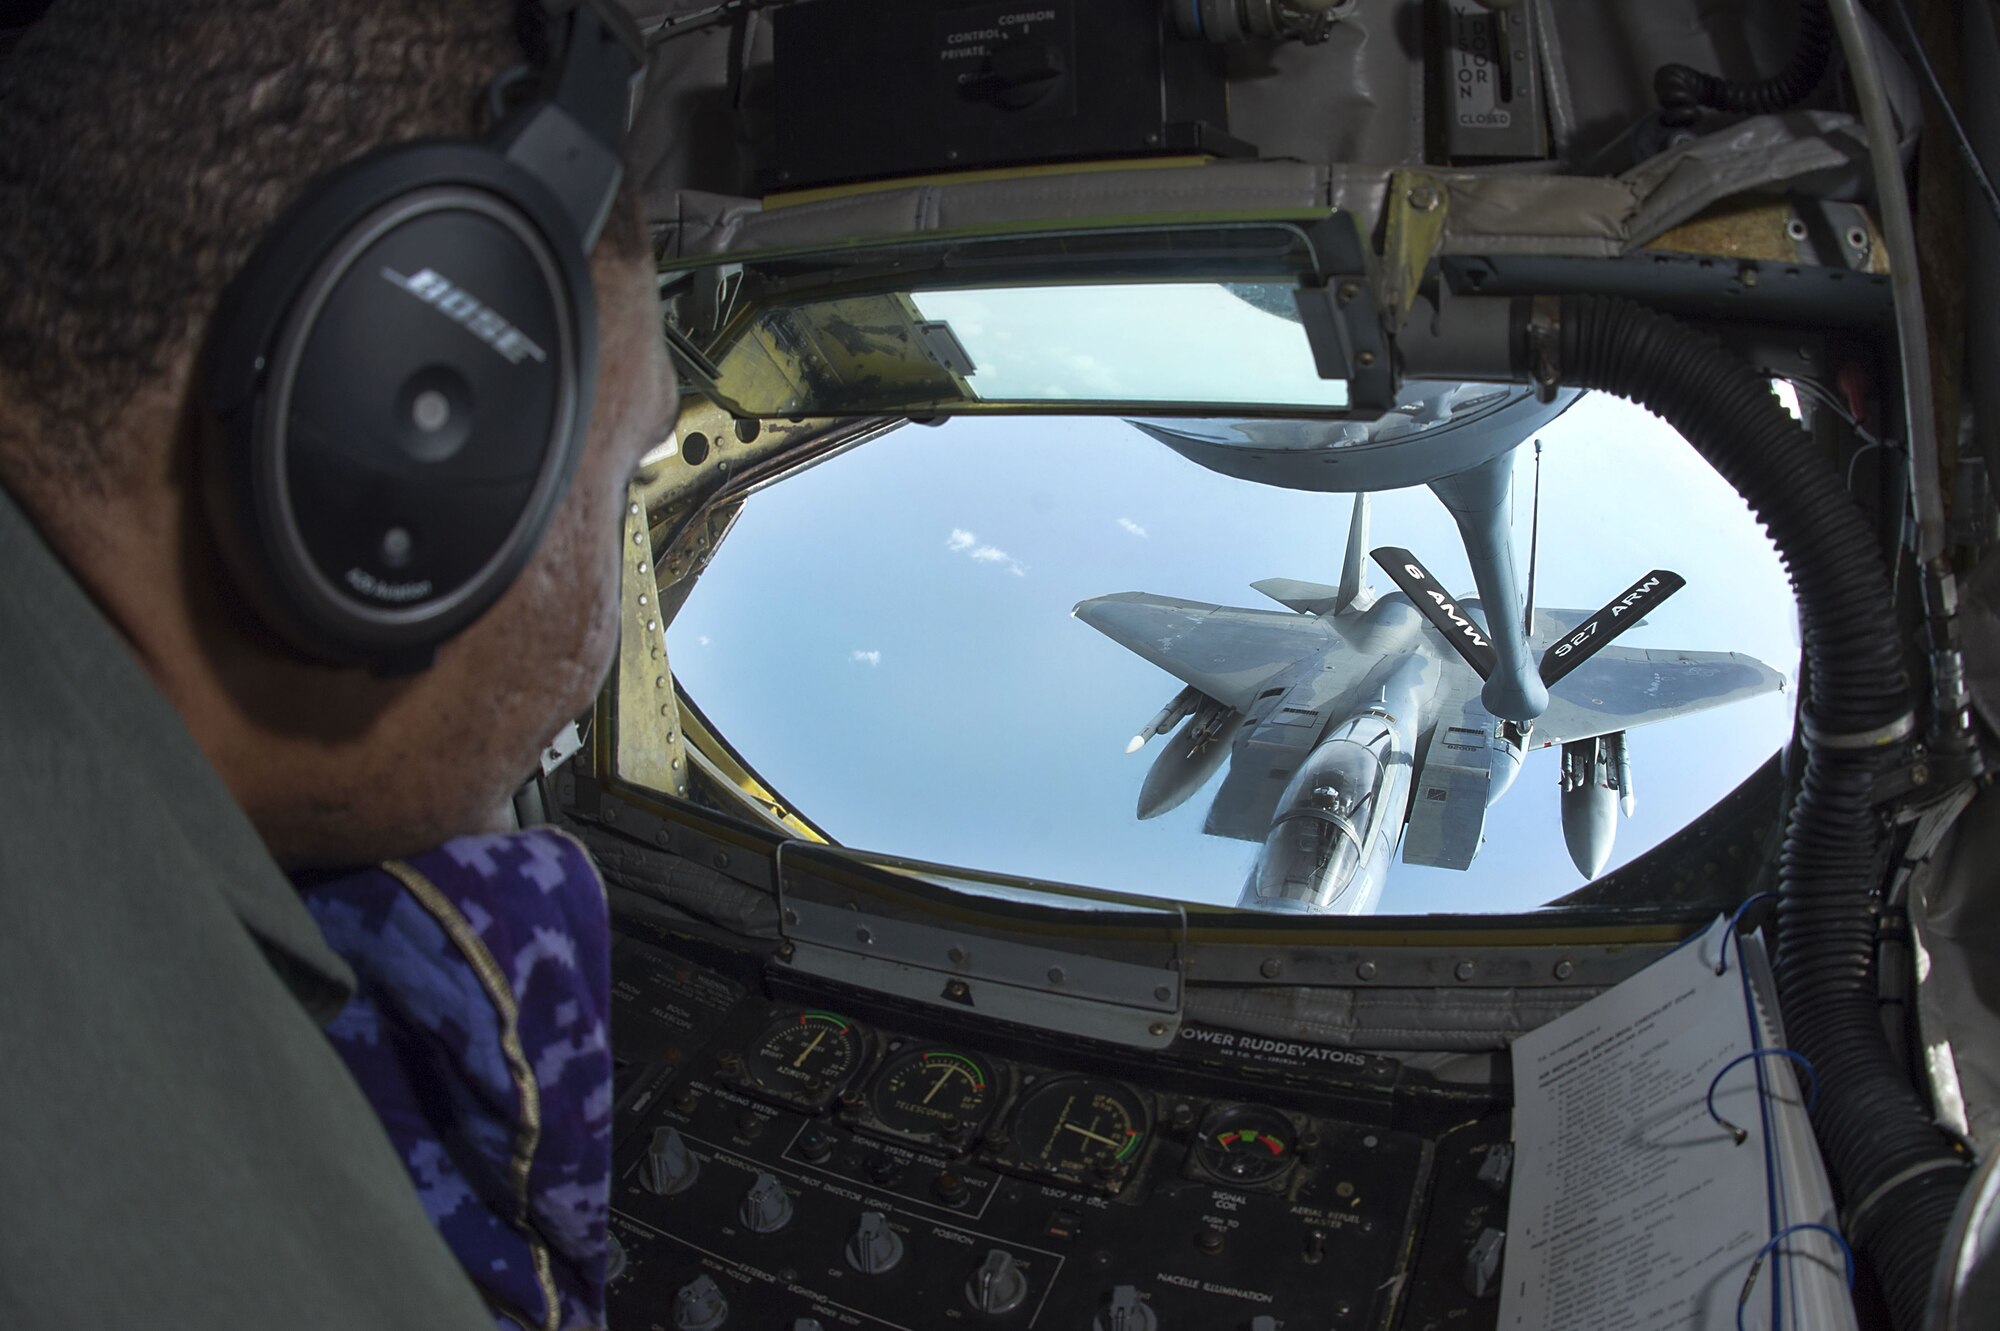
left=607, top=934, right=1510, bottom=1330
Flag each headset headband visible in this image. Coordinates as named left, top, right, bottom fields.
left=500, top=0, right=646, bottom=248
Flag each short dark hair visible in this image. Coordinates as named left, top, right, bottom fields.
left=0, top=0, right=642, bottom=493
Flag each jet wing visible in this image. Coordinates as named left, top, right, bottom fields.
left=1073, top=592, right=1334, bottom=712
left=1530, top=647, right=1787, bottom=747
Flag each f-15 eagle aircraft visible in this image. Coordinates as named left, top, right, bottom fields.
left=1074, top=493, right=1785, bottom=915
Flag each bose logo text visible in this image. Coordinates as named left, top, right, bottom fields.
left=381, top=267, right=547, bottom=365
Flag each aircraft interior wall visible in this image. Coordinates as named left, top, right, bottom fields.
left=566, top=1, right=2000, bottom=1327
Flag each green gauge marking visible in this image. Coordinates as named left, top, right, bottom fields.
left=869, top=1046, right=996, bottom=1142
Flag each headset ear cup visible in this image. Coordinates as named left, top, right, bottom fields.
left=203, top=143, right=597, bottom=671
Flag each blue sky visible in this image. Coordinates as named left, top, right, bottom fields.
left=668, top=392, right=1798, bottom=915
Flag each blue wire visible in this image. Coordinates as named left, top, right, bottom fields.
left=1735, top=1222, right=1857, bottom=1331
left=1188, top=0, right=1203, bottom=37
left=1716, top=892, right=1778, bottom=975
left=1708, top=1048, right=1820, bottom=1141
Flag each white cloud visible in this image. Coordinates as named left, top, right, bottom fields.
left=697, top=635, right=711, bottom=647
left=1117, top=517, right=1148, bottom=538
left=945, top=528, right=1026, bottom=576
left=971, top=545, right=1027, bottom=576
left=850, top=649, right=882, bottom=666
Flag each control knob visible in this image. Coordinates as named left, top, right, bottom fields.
left=1093, top=1285, right=1158, bottom=1331
left=644, top=1127, right=699, bottom=1196
left=845, top=1211, right=905, bottom=1275
left=672, top=1274, right=728, bottom=1331
left=739, top=1172, right=795, bottom=1233
left=965, top=1248, right=1029, bottom=1315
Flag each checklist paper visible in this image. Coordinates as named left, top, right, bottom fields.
left=1499, top=915, right=1855, bottom=1330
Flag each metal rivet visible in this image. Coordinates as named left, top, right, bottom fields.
left=659, top=704, right=672, bottom=716
left=637, top=561, right=649, bottom=574
left=628, top=501, right=641, bottom=516
left=948, top=946, right=970, bottom=965
left=1357, top=350, right=1377, bottom=367
left=638, top=594, right=649, bottom=606
left=1356, top=961, right=1377, bottom=981
left=1553, top=959, right=1575, bottom=980
left=1407, top=181, right=1441, bottom=211
left=1259, top=958, right=1282, bottom=979
left=669, top=757, right=680, bottom=770
left=647, top=619, right=659, bottom=633
left=1153, top=984, right=1172, bottom=1002
left=1786, top=217, right=1809, bottom=242
left=1336, top=281, right=1360, bottom=304
left=1739, top=264, right=1759, bottom=288
left=1148, top=1021, right=1169, bottom=1038
left=631, top=531, right=643, bottom=545
left=1846, top=226, right=1869, bottom=251
left=655, top=676, right=667, bottom=688
left=1047, top=967, right=1065, bottom=985
left=602, top=806, right=617, bottom=823
left=1455, top=960, right=1476, bottom=982
left=654, top=830, right=672, bottom=847
left=856, top=927, right=873, bottom=945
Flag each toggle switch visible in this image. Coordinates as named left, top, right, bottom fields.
left=1464, top=1227, right=1506, bottom=1298
left=1477, top=1143, right=1514, bottom=1193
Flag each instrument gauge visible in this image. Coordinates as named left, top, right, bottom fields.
left=741, top=1010, right=867, bottom=1110
left=867, top=1047, right=998, bottom=1145
left=998, top=1076, right=1149, bottom=1188
left=1189, top=1104, right=1298, bottom=1189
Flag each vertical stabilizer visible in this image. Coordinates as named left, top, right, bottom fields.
left=1338, top=492, right=1371, bottom=612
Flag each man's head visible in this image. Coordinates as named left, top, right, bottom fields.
left=0, top=0, right=673, bottom=866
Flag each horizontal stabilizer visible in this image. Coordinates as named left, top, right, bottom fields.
left=1539, top=570, right=1686, bottom=687
left=1370, top=546, right=1498, bottom=680
left=1252, top=578, right=1345, bottom=617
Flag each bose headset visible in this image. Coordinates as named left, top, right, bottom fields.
left=203, top=0, right=645, bottom=674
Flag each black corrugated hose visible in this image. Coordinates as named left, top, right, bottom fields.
left=1549, top=295, right=1967, bottom=1328
left=1656, top=0, right=1835, bottom=126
